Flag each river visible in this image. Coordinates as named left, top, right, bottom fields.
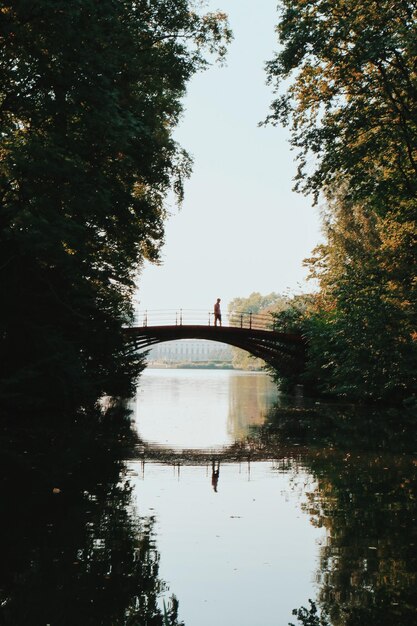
left=129, top=370, right=322, bottom=626
left=0, top=369, right=415, bottom=626
left=127, top=369, right=416, bottom=626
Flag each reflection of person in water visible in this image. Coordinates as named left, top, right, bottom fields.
left=211, top=460, right=220, bottom=492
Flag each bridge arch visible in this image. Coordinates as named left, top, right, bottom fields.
left=125, top=312, right=306, bottom=379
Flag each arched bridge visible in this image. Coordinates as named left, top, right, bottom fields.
left=125, top=310, right=306, bottom=379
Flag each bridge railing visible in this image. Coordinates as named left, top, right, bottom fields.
left=133, top=309, right=275, bottom=331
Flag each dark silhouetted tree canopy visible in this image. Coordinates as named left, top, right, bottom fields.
left=0, top=0, right=231, bottom=411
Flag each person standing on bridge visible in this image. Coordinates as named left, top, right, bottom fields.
left=214, top=298, right=222, bottom=326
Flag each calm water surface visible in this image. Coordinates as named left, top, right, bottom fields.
left=130, top=370, right=323, bottom=626
left=133, top=368, right=280, bottom=449
left=1, top=369, right=415, bottom=625
left=128, top=369, right=416, bottom=626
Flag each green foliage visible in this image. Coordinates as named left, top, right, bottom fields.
left=0, top=1, right=231, bottom=412
left=265, top=295, right=313, bottom=391
left=271, top=295, right=312, bottom=334
left=228, top=291, right=288, bottom=316
left=265, top=0, right=417, bottom=210
left=266, top=1, right=417, bottom=402
left=303, top=192, right=417, bottom=401
left=228, top=292, right=290, bottom=370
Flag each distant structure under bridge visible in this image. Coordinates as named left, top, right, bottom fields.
left=147, top=339, right=233, bottom=365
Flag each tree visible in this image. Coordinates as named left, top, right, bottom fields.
left=228, top=291, right=288, bottom=317
left=265, top=0, right=417, bottom=211
left=265, top=0, right=417, bottom=401
left=304, top=188, right=417, bottom=400
left=227, top=292, right=288, bottom=369
left=0, top=1, right=231, bottom=411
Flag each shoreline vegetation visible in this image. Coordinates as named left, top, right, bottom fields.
left=263, top=1, right=417, bottom=407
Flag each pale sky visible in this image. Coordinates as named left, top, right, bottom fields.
left=136, top=0, right=322, bottom=319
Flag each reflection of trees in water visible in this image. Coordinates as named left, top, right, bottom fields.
left=294, top=450, right=417, bottom=626
left=0, top=423, right=183, bottom=626
left=228, top=374, right=277, bottom=438
left=259, top=406, right=417, bottom=626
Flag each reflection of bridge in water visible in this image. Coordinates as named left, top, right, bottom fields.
left=125, top=309, right=306, bottom=377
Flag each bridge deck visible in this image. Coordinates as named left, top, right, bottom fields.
left=125, top=324, right=303, bottom=343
